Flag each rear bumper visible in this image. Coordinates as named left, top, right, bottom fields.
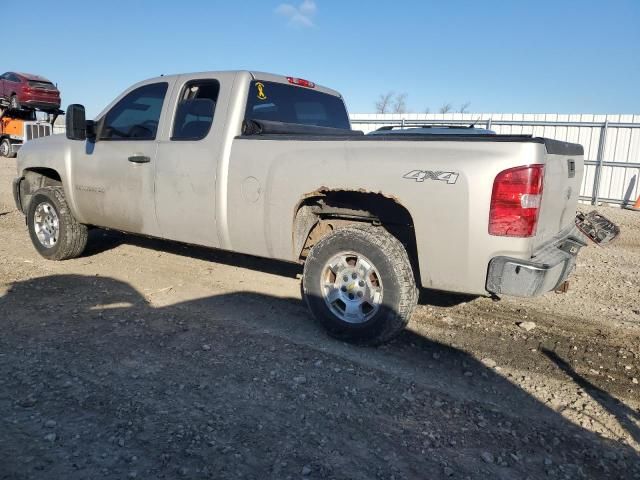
left=486, top=226, right=587, bottom=297
left=22, top=99, right=61, bottom=110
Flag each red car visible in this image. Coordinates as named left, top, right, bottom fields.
left=0, top=71, right=61, bottom=112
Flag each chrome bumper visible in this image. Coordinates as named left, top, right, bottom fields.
left=486, top=227, right=587, bottom=297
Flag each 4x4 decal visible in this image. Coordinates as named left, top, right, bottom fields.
left=403, top=170, right=459, bottom=184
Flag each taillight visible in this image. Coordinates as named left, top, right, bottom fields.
left=286, top=77, right=315, bottom=88
left=489, top=165, right=544, bottom=237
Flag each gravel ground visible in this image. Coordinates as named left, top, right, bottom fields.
left=1, top=158, right=639, bottom=479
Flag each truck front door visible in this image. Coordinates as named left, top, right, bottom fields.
left=71, top=81, right=171, bottom=235
left=153, top=75, right=230, bottom=248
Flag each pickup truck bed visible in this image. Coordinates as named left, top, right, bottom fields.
left=228, top=130, right=583, bottom=296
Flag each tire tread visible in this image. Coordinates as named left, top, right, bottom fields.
left=303, top=223, right=418, bottom=345
left=28, top=186, right=88, bottom=261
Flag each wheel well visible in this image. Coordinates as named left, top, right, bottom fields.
left=293, top=190, right=421, bottom=282
left=18, top=168, right=63, bottom=213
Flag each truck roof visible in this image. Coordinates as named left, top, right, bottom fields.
left=249, top=71, right=342, bottom=98
left=141, top=70, right=342, bottom=98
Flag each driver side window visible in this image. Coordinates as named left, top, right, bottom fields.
left=99, top=82, right=168, bottom=140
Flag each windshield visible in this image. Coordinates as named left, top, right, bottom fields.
left=245, top=81, right=350, bottom=130
left=4, top=109, right=36, bottom=121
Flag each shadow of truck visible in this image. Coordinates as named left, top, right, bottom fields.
left=1, top=273, right=638, bottom=479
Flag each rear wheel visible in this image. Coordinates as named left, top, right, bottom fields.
left=302, top=224, right=418, bottom=345
left=0, top=138, right=10, bottom=157
left=27, top=186, right=88, bottom=260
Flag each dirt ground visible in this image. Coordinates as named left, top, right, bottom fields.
left=1, top=158, right=639, bottom=479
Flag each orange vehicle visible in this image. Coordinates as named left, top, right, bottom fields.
left=0, top=108, right=54, bottom=158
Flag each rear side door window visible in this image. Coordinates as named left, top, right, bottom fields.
left=99, top=82, right=168, bottom=140
left=171, top=80, right=220, bottom=141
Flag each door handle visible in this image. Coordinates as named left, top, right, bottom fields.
left=128, top=155, right=150, bottom=164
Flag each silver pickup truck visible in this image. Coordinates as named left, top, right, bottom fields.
left=13, top=70, right=587, bottom=344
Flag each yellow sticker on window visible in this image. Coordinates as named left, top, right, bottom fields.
left=256, top=82, right=267, bottom=100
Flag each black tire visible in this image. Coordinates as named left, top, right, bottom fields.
left=0, top=138, right=9, bottom=157
left=27, top=186, right=88, bottom=260
left=302, top=224, right=418, bottom=345
left=9, top=95, right=19, bottom=110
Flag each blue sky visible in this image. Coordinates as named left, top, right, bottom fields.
left=8, top=0, right=640, bottom=116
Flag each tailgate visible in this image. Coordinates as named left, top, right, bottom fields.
left=533, top=139, right=584, bottom=250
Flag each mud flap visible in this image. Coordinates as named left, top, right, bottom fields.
left=575, top=211, right=620, bottom=246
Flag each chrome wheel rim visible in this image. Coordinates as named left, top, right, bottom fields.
left=33, top=202, right=59, bottom=248
left=320, top=252, right=383, bottom=324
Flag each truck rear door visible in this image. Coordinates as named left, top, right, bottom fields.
left=153, top=73, right=233, bottom=248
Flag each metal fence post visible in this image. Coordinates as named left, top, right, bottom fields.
left=486, top=118, right=492, bottom=131
left=592, top=119, right=609, bottom=205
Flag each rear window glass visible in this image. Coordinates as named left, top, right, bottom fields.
left=28, top=80, right=56, bottom=90
left=245, top=81, right=350, bottom=130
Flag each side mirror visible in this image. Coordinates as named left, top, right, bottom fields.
left=65, top=104, right=87, bottom=140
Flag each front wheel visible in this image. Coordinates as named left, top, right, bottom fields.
left=27, top=186, right=88, bottom=260
left=302, top=224, right=418, bottom=345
